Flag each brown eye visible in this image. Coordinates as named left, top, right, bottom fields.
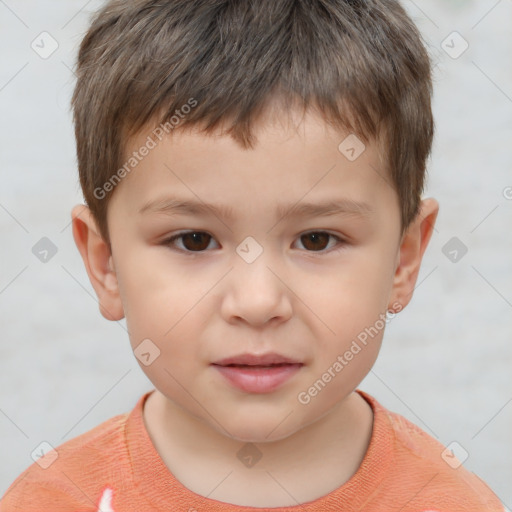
left=181, top=232, right=212, bottom=251
left=298, top=232, right=344, bottom=252
left=163, top=230, right=346, bottom=255
left=299, top=232, right=330, bottom=251
left=164, top=231, right=215, bottom=252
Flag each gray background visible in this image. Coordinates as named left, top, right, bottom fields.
left=1, top=0, right=511, bottom=506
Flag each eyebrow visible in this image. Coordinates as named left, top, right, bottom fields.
left=138, top=196, right=374, bottom=220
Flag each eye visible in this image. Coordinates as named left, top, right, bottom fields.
left=294, top=231, right=346, bottom=253
left=161, top=230, right=347, bottom=254
left=162, top=231, right=218, bottom=252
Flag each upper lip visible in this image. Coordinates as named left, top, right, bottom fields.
left=212, top=353, right=302, bottom=366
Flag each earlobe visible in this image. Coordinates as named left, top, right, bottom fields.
left=387, top=198, right=439, bottom=312
left=70, top=204, right=125, bottom=321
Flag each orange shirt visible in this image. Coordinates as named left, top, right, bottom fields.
left=1, top=389, right=504, bottom=511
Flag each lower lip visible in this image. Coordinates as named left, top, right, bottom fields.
left=212, top=364, right=303, bottom=393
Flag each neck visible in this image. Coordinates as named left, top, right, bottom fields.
left=143, top=389, right=373, bottom=508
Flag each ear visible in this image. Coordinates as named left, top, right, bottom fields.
left=70, top=204, right=124, bottom=321
left=387, top=198, right=439, bottom=312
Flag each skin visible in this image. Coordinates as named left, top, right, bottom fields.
left=71, top=105, right=438, bottom=507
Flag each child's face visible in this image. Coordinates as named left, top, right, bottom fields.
left=77, top=108, right=432, bottom=442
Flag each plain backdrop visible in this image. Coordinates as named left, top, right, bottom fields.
left=1, top=0, right=511, bottom=505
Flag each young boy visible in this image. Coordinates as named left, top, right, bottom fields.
left=1, top=0, right=505, bottom=510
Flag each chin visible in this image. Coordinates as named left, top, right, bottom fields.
left=214, top=415, right=305, bottom=444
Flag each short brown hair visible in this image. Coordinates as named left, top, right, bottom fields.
left=71, top=0, right=434, bottom=247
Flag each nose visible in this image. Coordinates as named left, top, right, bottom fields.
left=220, top=252, right=293, bottom=327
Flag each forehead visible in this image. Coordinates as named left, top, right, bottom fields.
left=108, top=108, right=396, bottom=226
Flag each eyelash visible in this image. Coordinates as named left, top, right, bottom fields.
left=161, top=230, right=348, bottom=255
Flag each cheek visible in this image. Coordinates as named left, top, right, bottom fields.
left=116, top=251, right=203, bottom=340
left=346, top=244, right=397, bottom=313
left=122, top=299, right=211, bottom=393
left=301, top=253, right=394, bottom=378
left=307, top=255, right=394, bottom=330
left=125, top=297, right=205, bottom=401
